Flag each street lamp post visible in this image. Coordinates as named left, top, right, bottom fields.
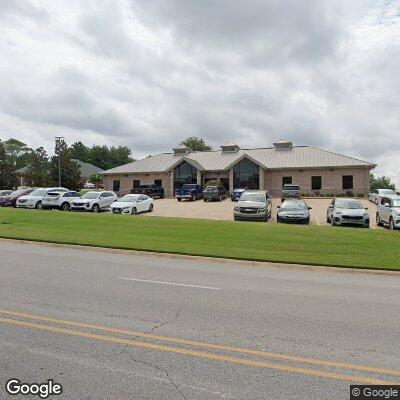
left=54, top=137, right=64, bottom=187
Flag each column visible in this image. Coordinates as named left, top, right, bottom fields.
left=169, top=171, right=174, bottom=198
left=259, top=166, right=264, bottom=190
left=229, top=168, right=234, bottom=192
left=196, top=170, right=202, bottom=185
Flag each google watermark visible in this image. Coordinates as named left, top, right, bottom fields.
left=5, top=379, right=62, bottom=399
left=350, top=385, right=400, bottom=400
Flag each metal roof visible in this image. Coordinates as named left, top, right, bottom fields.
left=103, top=146, right=375, bottom=175
left=71, top=159, right=104, bottom=177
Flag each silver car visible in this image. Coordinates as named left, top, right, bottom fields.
left=376, top=195, right=400, bottom=230
left=368, top=189, right=396, bottom=204
left=326, top=198, right=370, bottom=228
left=233, top=190, right=272, bottom=221
left=70, top=191, right=117, bottom=213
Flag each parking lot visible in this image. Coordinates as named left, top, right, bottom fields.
left=145, top=197, right=380, bottom=228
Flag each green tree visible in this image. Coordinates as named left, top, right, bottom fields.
left=50, top=139, right=81, bottom=190
left=70, top=141, right=90, bottom=163
left=180, top=137, right=212, bottom=151
left=370, top=174, right=396, bottom=191
left=89, top=145, right=110, bottom=170
left=0, top=141, right=18, bottom=189
left=109, top=146, right=134, bottom=168
left=90, top=172, right=103, bottom=184
left=3, top=138, right=31, bottom=166
left=25, top=147, right=51, bottom=187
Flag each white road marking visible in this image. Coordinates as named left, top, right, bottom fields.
left=118, top=277, right=221, bottom=290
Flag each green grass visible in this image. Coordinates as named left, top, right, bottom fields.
left=0, top=208, right=399, bottom=270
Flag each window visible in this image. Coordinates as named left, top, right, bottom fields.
left=174, top=161, right=197, bottom=190
left=282, top=176, right=292, bottom=186
left=233, top=158, right=259, bottom=189
left=311, top=176, right=322, bottom=190
left=154, top=179, right=162, bottom=187
left=342, top=175, right=353, bottom=190
left=113, top=180, right=120, bottom=192
left=133, top=180, right=140, bottom=188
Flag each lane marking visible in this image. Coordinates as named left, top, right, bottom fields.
left=0, top=308, right=399, bottom=377
left=0, top=316, right=397, bottom=385
left=118, top=277, right=221, bottom=290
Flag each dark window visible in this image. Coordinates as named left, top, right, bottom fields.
left=233, top=158, right=259, bottom=189
left=311, top=176, right=322, bottom=190
left=342, top=175, right=353, bottom=190
left=113, top=180, right=120, bottom=192
left=133, top=180, right=140, bottom=188
left=282, top=176, right=292, bottom=186
left=220, top=178, right=229, bottom=190
left=174, top=161, right=197, bottom=191
left=154, top=179, right=162, bottom=187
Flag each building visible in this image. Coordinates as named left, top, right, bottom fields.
left=102, top=140, right=375, bottom=197
left=71, top=159, right=104, bottom=185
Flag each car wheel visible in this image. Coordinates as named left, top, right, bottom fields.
left=149, top=204, right=153, bottom=212
left=177, top=198, right=181, bottom=202
left=376, top=213, right=383, bottom=227
left=331, top=217, right=336, bottom=226
left=131, top=207, right=137, bottom=215
left=35, top=201, right=42, bottom=210
left=389, top=217, right=395, bottom=230
left=276, top=215, right=280, bottom=223
left=61, top=202, right=70, bottom=212
left=92, top=204, right=100, bottom=213
left=234, top=216, right=238, bottom=221
left=192, top=196, right=195, bottom=201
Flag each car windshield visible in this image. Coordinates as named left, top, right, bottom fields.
left=381, top=189, right=396, bottom=194
left=29, top=189, right=46, bottom=196
left=283, top=185, right=299, bottom=191
left=281, top=201, right=307, bottom=210
left=182, top=184, right=196, bottom=189
left=392, top=199, right=400, bottom=207
left=335, top=200, right=363, bottom=209
left=10, top=189, right=28, bottom=196
left=205, top=186, right=218, bottom=191
left=82, top=192, right=99, bottom=199
left=120, top=195, right=137, bottom=202
left=240, top=193, right=265, bottom=202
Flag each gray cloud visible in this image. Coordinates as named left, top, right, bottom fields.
left=0, top=0, right=399, bottom=184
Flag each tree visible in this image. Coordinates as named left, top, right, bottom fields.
left=0, top=141, right=18, bottom=189
left=180, top=137, right=212, bottom=151
left=3, top=138, right=31, bottom=166
left=50, top=139, right=81, bottom=190
left=89, top=145, right=111, bottom=170
left=370, top=173, right=396, bottom=191
left=25, top=147, right=51, bottom=187
left=90, top=172, right=103, bottom=185
left=109, top=146, right=134, bottom=167
left=70, top=141, right=90, bottom=163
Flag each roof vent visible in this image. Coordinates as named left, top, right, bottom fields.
left=273, top=139, right=293, bottom=151
left=173, top=145, right=192, bottom=156
left=221, top=142, right=240, bottom=153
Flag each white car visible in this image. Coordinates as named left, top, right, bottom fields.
left=16, top=187, right=68, bottom=209
left=42, top=191, right=81, bottom=211
left=110, top=194, right=154, bottom=215
left=368, top=189, right=396, bottom=204
left=84, top=181, right=96, bottom=189
left=376, top=195, right=400, bottom=230
left=326, top=198, right=370, bottom=228
left=70, top=191, right=117, bottom=213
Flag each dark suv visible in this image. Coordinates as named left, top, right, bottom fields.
left=131, top=184, right=164, bottom=198
left=203, top=185, right=227, bottom=201
left=281, top=184, right=300, bottom=202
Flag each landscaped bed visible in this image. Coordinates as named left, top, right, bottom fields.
left=0, top=208, right=399, bottom=270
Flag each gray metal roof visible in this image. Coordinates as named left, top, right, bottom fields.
left=71, top=159, right=104, bottom=177
left=103, top=146, right=375, bottom=175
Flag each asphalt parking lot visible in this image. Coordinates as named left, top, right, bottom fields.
left=146, top=197, right=380, bottom=228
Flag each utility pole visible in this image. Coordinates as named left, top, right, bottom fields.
left=54, top=137, right=64, bottom=187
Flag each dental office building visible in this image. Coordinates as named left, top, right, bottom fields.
left=102, top=140, right=375, bottom=197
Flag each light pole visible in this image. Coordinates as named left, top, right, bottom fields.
left=54, top=137, right=64, bottom=187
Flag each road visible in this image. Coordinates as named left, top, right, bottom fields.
left=0, top=240, right=399, bottom=399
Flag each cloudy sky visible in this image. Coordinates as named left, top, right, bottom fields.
left=0, top=0, right=399, bottom=183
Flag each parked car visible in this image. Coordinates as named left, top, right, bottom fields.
left=42, top=191, right=81, bottom=211
left=277, top=199, right=311, bottom=224
left=70, top=191, right=117, bottom=213
left=84, top=181, right=96, bottom=189
left=203, top=185, right=227, bottom=201
left=16, top=187, right=68, bottom=209
left=0, top=190, right=12, bottom=198
left=175, top=184, right=203, bottom=201
left=326, top=198, right=370, bottom=228
left=230, top=187, right=247, bottom=201
left=368, top=188, right=397, bottom=204
left=281, top=184, right=301, bottom=201
left=131, top=184, right=165, bottom=199
left=376, top=195, right=400, bottom=230
left=233, top=190, right=272, bottom=221
left=0, top=188, right=34, bottom=207
left=110, top=194, right=154, bottom=215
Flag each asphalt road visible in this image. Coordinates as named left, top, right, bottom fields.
left=0, top=241, right=399, bottom=399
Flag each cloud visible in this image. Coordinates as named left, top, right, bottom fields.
left=0, top=0, right=399, bottom=185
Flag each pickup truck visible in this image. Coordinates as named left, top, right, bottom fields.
left=281, top=184, right=301, bottom=201
left=175, top=184, right=203, bottom=201
left=131, top=184, right=165, bottom=198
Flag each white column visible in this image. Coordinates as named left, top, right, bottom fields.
left=229, top=168, right=234, bottom=191
left=196, top=170, right=202, bottom=185
left=169, top=171, right=174, bottom=197
left=259, top=166, right=264, bottom=190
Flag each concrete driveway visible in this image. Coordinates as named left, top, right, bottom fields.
left=146, top=197, right=380, bottom=228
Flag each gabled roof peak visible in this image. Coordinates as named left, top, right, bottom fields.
left=273, top=139, right=293, bottom=150
left=173, top=144, right=192, bottom=156
left=221, top=142, right=240, bottom=152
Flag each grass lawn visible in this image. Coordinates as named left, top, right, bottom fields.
left=0, top=208, right=399, bottom=270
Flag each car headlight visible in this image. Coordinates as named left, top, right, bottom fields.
left=234, top=206, right=239, bottom=211
left=85, top=202, right=90, bottom=206
left=364, top=213, right=369, bottom=219
left=335, top=210, right=342, bottom=215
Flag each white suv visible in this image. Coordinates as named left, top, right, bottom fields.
left=70, top=191, right=117, bottom=213
left=42, top=191, right=81, bottom=211
left=369, top=189, right=396, bottom=204
left=376, top=195, right=400, bottom=230
left=16, top=187, right=68, bottom=209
